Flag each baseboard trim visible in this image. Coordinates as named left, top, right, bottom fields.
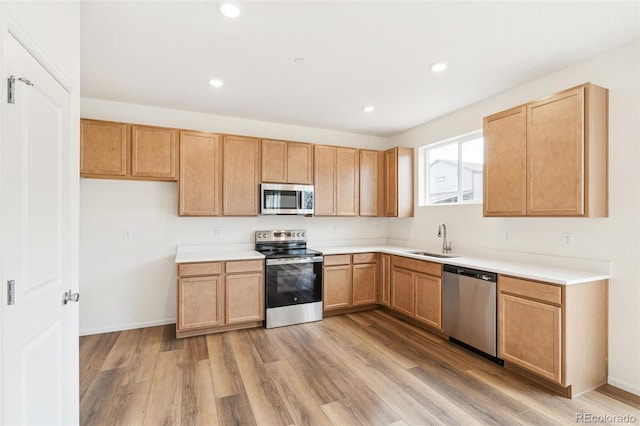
left=608, top=377, right=640, bottom=397
left=80, top=318, right=176, bottom=336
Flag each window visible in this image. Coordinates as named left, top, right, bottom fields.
left=418, top=130, right=484, bottom=206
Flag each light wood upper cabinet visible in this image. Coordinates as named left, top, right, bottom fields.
left=483, top=83, right=608, bottom=217
left=261, top=139, right=313, bottom=184
left=80, top=119, right=128, bottom=177
left=179, top=131, right=221, bottom=216
left=314, top=145, right=359, bottom=216
left=483, top=107, right=527, bottom=216
left=359, top=149, right=382, bottom=217
left=288, top=142, right=314, bottom=184
left=130, top=125, right=178, bottom=179
left=261, top=139, right=288, bottom=183
left=81, top=119, right=178, bottom=181
left=223, top=135, right=261, bottom=216
left=314, top=145, right=336, bottom=216
left=384, top=147, right=414, bottom=217
left=336, top=147, right=359, bottom=216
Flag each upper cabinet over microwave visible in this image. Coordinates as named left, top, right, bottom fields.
left=483, top=83, right=608, bottom=217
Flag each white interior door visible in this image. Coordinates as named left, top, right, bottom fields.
left=2, top=34, right=78, bottom=425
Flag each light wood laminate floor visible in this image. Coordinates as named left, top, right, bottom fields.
left=80, top=310, right=640, bottom=425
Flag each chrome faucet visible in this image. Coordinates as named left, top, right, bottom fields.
left=438, top=223, right=452, bottom=253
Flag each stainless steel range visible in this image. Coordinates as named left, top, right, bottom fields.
left=256, top=230, right=323, bottom=328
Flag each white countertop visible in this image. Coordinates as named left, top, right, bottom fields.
left=175, top=244, right=264, bottom=263
left=175, top=243, right=610, bottom=285
left=313, top=245, right=610, bottom=286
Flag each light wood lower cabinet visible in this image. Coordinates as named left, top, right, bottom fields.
left=226, top=272, right=264, bottom=324
left=323, top=253, right=378, bottom=313
left=323, top=263, right=352, bottom=311
left=379, top=254, right=391, bottom=307
left=415, top=273, right=442, bottom=329
left=352, top=253, right=378, bottom=305
left=391, top=267, right=414, bottom=317
left=390, top=255, right=442, bottom=330
left=178, top=275, right=223, bottom=330
left=498, top=275, right=608, bottom=397
left=176, top=259, right=264, bottom=338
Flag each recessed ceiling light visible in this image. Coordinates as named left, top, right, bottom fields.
left=209, top=79, right=224, bottom=88
left=293, top=57, right=306, bottom=65
left=362, top=105, right=375, bottom=113
left=220, top=3, right=240, bottom=18
left=430, top=62, right=447, bottom=72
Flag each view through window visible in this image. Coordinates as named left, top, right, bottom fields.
left=418, top=130, right=484, bottom=206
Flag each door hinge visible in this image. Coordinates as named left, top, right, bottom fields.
left=7, top=76, right=15, bottom=104
left=7, top=75, right=34, bottom=104
left=7, top=280, right=15, bottom=305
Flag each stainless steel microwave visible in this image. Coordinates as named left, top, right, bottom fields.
left=260, top=183, right=314, bottom=215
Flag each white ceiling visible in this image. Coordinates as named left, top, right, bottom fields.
left=80, top=1, right=640, bottom=137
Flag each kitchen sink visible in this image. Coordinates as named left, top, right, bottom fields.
left=409, top=251, right=460, bottom=259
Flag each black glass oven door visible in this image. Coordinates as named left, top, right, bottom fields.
left=265, top=259, right=322, bottom=308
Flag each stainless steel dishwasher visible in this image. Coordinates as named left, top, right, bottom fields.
left=442, top=264, right=503, bottom=365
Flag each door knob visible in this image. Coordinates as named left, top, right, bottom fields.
left=62, top=289, right=80, bottom=305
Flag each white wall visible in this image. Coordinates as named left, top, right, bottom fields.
left=79, top=100, right=388, bottom=335
left=388, top=40, right=640, bottom=395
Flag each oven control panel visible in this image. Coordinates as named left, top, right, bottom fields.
left=255, top=230, right=307, bottom=242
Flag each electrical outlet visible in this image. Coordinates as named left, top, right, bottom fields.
left=123, top=229, right=131, bottom=239
left=501, top=230, right=511, bottom=241
left=376, top=223, right=381, bottom=232
left=563, top=233, right=573, bottom=246
left=214, top=227, right=221, bottom=237
left=332, top=225, right=337, bottom=233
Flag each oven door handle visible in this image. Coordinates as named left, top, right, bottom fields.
left=266, top=256, right=323, bottom=265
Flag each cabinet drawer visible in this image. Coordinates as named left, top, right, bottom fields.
left=324, top=254, right=351, bottom=266
left=499, top=275, right=562, bottom=305
left=392, top=256, right=441, bottom=277
left=353, top=253, right=377, bottom=264
left=226, top=259, right=264, bottom=274
left=178, top=262, right=222, bottom=277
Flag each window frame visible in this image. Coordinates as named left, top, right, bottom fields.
left=418, top=129, right=484, bottom=207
